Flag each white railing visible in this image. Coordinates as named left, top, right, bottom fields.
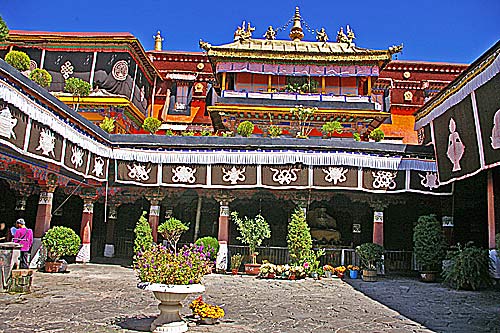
left=221, top=90, right=375, bottom=104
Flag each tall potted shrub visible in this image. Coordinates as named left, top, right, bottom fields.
left=231, top=211, right=271, bottom=275
left=64, top=77, right=91, bottom=111
left=442, top=243, right=491, bottom=290
left=143, top=116, right=162, bottom=134
left=5, top=50, right=30, bottom=72
left=41, top=226, right=81, bottom=273
left=237, top=121, right=254, bottom=137
left=133, top=211, right=153, bottom=255
left=158, top=217, right=189, bottom=254
left=356, top=243, right=384, bottom=282
left=29, top=69, right=52, bottom=88
left=413, top=214, right=447, bottom=282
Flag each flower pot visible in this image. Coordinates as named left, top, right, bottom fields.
left=231, top=269, right=239, bottom=275
left=138, top=283, right=205, bottom=333
left=337, top=272, right=344, bottom=279
left=419, top=271, right=438, bottom=282
left=324, top=271, right=333, bottom=278
left=244, top=263, right=261, bottom=275
left=362, top=269, right=377, bottom=282
left=349, top=270, right=359, bottom=279
left=289, top=274, right=296, bottom=280
left=44, top=261, right=64, bottom=273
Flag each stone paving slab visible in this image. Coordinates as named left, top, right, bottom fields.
left=0, top=264, right=497, bottom=333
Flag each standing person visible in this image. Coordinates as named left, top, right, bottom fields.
left=0, top=222, right=8, bottom=242
left=12, top=218, right=33, bottom=269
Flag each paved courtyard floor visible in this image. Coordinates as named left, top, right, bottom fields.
left=0, top=263, right=498, bottom=333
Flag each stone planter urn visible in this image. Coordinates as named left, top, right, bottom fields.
left=138, top=283, right=205, bottom=333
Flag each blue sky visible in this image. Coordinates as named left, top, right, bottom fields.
left=1, top=0, right=498, bottom=64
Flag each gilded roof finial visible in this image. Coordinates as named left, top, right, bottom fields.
left=234, top=21, right=255, bottom=42
left=154, top=31, right=164, bottom=51
left=289, top=6, right=304, bottom=42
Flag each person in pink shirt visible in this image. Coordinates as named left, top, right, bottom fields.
left=13, top=218, right=33, bottom=269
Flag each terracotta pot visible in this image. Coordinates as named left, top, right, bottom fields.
left=44, top=261, right=63, bottom=273
left=244, top=263, right=261, bottom=275
left=231, top=269, right=239, bottom=275
left=289, top=274, right=296, bottom=280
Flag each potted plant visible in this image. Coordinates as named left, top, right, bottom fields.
left=322, top=121, right=343, bottom=138
left=189, top=295, right=225, bottom=325
left=413, top=214, right=447, bottom=282
left=133, top=211, right=153, bottom=255
left=41, top=226, right=81, bottom=273
left=5, top=50, right=30, bottom=72
left=356, top=243, right=384, bottom=282
left=99, top=116, right=115, bottom=133
left=195, top=236, right=219, bottom=273
left=142, top=116, right=162, bottom=134
left=268, top=125, right=282, bottom=138
left=230, top=253, right=243, bottom=275
left=64, top=77, right=91, bottom=111
left=369, top=128, right=385, bottom=142
left=135, top=243, right=209, bottom=332
left=347, top=265, right=360, bottom=279
left=258, top=261, right=277, bottom=279
left=29, top=68, right=52, bottom=88
left=237, top=120, right=254, bottom=137
left=335, top=265, right=346, bottom=278
left=231, top=211, right=271, bottom=275
left=158, top=217, right=189, bottom=254
left=323, top=264, right=334, bottom=278
left=442, top=243, right=491, bottom=290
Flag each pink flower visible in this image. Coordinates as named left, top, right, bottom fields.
left=303, top=262, right=309, bottom=269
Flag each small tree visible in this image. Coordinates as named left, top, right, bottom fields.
left=322, top=121, right=343, bottom=137
left=231, top=211, right=271, bottom=264
left=442, top=243, right=491, bottom=290
left=29, top=68, right=52, bottom=88
left=41, top=226, right=81, bottom=262
left=5, top=50, right=30, bottom=71
left=287, top=207, right=313, bottom=265
left=413, top=214, right=447, bottom=271
left=356, top=243, right=384, bottom=270
left=99, top=116, right=115, bottom=133
left=158, top=217, right=189, bottom=254
left=64, top=77, right=91, bottom=111
left=369, top=128, right=385, bottom=142
left=134, top=211, right=153, bottom=254
left=0, top=16, right=9, bottom=42
left=237, top=121, right=254, bottom=137
left=290, top=105, right=317, bottom=138
left=143, top=116, right=162, bottom=134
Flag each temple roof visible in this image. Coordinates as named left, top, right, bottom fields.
left=200, top=38, right=401, bottom=64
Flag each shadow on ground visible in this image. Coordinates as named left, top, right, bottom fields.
left=114, top=315, right=155, bottom=332
left=344, top=275, right=500, bottom=333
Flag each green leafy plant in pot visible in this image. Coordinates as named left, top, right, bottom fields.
left=237, top=121, right=254, bottom=137
left=158, top=217, right=189, bottom=254
left=231, top=211, right=270, bottom=275
left=41, top=226, right=81, bottom=273
left=356, top=243, right=384, bottom=282
left=230, top=253, right=243, bottom=274
left=442, top=243, right=491, bottom=290
left=413, top=214, right=447, bottom=282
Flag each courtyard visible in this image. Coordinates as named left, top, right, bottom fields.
left=0, top=263, right=498, bottom=333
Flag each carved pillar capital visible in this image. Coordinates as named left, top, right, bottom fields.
left=144, top=188, right=166, bottom=206
left=213, top=191, right=235, bottom=206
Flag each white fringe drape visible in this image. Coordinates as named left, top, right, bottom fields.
left=0, top=81, right=111, bottom=157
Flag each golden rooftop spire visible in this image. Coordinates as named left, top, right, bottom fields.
left=154, top=31, right=164, bottom=51
left=289, top=6, right=304, bottom=42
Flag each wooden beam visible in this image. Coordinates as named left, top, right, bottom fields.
left=367, top=77, right=372, bottom=96
left=221, top=72, right=227, bottom=91
left=321, top=76, right=326, bottom=94
left=268, top=74, right=272, bottom=92
left=487, top=169, right=496, bottom=249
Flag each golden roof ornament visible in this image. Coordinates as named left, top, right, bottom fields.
left=389, top=43, right=404, bottom=54
left=336, top=25, right=355, bottom=46
left=234, top=21, right=255, bottom=42
left=289, top=7, right=304, bottom=42
left=264, top=26, right=277, bottom=40
left=153, top=31, right=164, bottom=51
left=315, top=28, right=328, bottom=43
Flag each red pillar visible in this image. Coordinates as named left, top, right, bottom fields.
left=217, top=202, right=230, bottom=243
left=76, top=196, right=96, bottom=263
left=372, top=211, right=384, bottom=246
left=487, top=170, right=496, bottom=249
left=34, top=188, right=56, bottom=238
left=149, top=202, right=161, bottom=243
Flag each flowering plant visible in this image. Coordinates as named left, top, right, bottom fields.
left=189, top=296, right=225, bottom=319
left=335, top=266, right=346, bottom=274
left=347, top=265, right=360, bottom=271
left=259, top=262, right=277, bottom=278
left=134, top=244, right=210, bottom=285
left=323, top=265, right=335, bottom=272
left=289, top=265, right=306, bottom=279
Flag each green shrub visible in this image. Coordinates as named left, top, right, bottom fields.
left=237, top=121, right=254, bottom=137
left=195, top=236, right=219, bottom=261
left=29, top=68, right=52, bottom=88
left=99, top=116, right=115, bottom=133
left=356, top=243, right=384, bottom=270
left=41, top=226, right=81, bottom=262
left=230, top=253, right=243, bottom=270
left=5, top=50, right=30, bottom=71
left=353, top=132, right=361, bottom=141
left=369, top=128, right=385, bottom=142
left=158, top=217, right=189, bottom=254
left=0, top=16, right=8, bottom=42
left=268, top=125, right=282, bottom=138
left=64, top=77, right=91, bottom=110
left=181, top=130, right=195, bottom=136
left=413, top=214, right=447, bottom=271
left=200, top=129, right=212, bottom=136
left=322, top=121, right=343, bottom=136
left=134, top=211, right=153, bottom=254
left=142, top=116, right=162, bottom=134
left=442, top=243, right=491, bottom=290
left=164, top=129, right=174, bottom=136
left=231, top=211, right=271, bottom=264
